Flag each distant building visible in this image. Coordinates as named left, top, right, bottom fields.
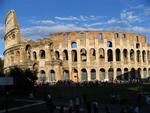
left=3, top=10, right=150, bottom=82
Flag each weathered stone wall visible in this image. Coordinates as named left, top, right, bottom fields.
left=3, top=10, right=150, bottom=82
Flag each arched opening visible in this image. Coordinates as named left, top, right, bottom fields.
left=99, top=68, right=105, bottom=81
left=122, top=34, right=126, bottom=38
left=116, top=49, right=121, bottom=61
left=137, top=50, right=141, bottom=62
left=136, top=43, right=140, bottom=49
left=16, top=51, right=20, bottom=62
left=90, top=48, right=96, bottom=60
left=142, top=50, right=146, bottom=63
left=55, top=51, right=60, bottom=60
left=39, top=50, right=46, bottom=59
left=33, top=51, right=37, bottom=60
left=63, top=70, right=69, bottom=80
left=147, top=51, right=150, bottom=63
left=91, top=69, right=96, bottom=80
left=137, top=68, right=141, bottom=79
left=123, top=49, right=128, bottom=63
left=81, top=69, right=87, bottom=81
left=71, top=50, right=77, bottom=62
left=106, top=41, right=112, bottom=47
left=10, top=56, right=14, bottom=65
left=98, top=33, right=103, bottom=40
left=143, top=68, right=147, bottom=78
left=71, top=42, right=77, bottom=48
left=107, top=49, right=113, bottom=62
left=63, top=50, right=68, bottom=60
left=136, top=36, right=139, bottom=42
left=33, top=63, right=38, bottom=73
left=116, top=68, right=122, bottom=80
left=49, top=70, right=56, bottom=81
left=130, top=49, right=135, bottom=62
left=108, top=68, right=114, bottom=81
left=99, top=48, right=105, bottom=60
left=25, top=44, right=31, bottom=59
left=39, top=70, right=46, bottom=81
left=80, top=48, right=87, bottom=62
left=72, top=69, right=78, bottom=82
left=130, top=68, right=136, bottom=80
left=80, top=32, right=85, bottom=38
left=148, top=68, right=150, bottom=77
left=124, top=68, right=129, bottom=80
left=12, top=34, right=15, bottom=39
left=114, top=33, right=119, bottom=38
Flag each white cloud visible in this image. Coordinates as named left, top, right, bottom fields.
left=21, top=24, right=85, bottom=40
left=55, top=16, right=80, bottom=21
left=55, top=15, right=104, bottom=21
left=31, top=20, right=56, bottom=25
left=0, top=24, right=5, bottom=40
left=129, top=4, right=144, bottom=9
left=0, top=55, right=3, bottom=59
left=130, top=26, right=150, bottom=33
left=120, top=10, right=140, bottom=22
left=144, top=7, right=150, bottom=15
left=83, top=22, right=103, bottom=27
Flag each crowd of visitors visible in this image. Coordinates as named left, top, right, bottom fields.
left=45, top=93, right=143, bottom=113
left=35, top=79, right=150, bottom=113
left=35, top=77, right=150, bottom=88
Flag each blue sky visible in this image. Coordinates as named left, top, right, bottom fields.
left=0, top=0, right=150, bottom=57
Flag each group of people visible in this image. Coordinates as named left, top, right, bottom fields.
left=35, top=77, right=150, bottom=88
left=45, top=93, right=142, bottom=113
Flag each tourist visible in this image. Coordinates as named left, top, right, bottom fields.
left=68, top=99, right=74, bottom=113
left=92, top=101, right=99, bottom=113
left=120, top=107, right=126, bottom=113
left=59, top=105, right=65, bottom=113
left=105, top=106, right=110, bottom=113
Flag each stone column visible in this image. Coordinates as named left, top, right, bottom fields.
left=105, top=48, right=107, bottom=62
left=105, top=69, right=108, bottom=80
left=121, top=49, right=124, bottom=63
left=87, top=69, right=91, bottom=81
left=114, top=68, right=116, bottom=80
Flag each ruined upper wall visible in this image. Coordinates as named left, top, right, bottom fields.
left=47, top=31, right=147, bottom=48
left=5, top=10, right=20, bottom=34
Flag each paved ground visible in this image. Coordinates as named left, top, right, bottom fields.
left=1, top=99, right=150, bottom=113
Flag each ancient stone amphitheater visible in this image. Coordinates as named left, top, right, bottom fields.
left=3, top=10, right=150, bottom=82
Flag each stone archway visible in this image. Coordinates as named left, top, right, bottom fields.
left=72, top=68, right=78, bottom=82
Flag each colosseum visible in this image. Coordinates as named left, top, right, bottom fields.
left=3, top=10, right=150, bottom=82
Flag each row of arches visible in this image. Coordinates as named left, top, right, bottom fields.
left=27, top=48, right=150, bottom=64
left=38, top=68, right=150, bottom=82
left=38, top=70, right=70, bottom=81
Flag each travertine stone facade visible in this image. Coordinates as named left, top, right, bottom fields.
left=3, top=10, right=150, bottom=82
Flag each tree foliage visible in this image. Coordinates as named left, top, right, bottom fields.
left=7, top=67, right=37, bottom=95
left=0, top=57, right=4, bottom=76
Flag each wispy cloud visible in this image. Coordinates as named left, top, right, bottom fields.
left=55, top=16, right=80, bottom=21
left=31, top=19, right=56, bottom=25
left=120, top=10, right=141, bottom=23
left=144, top=7, right=150, bottom=15
left=21, top=24, right=85, bottom=40
left=55, top=15, right=104, bottom=21
left=0, top=24, right=5, bottom=40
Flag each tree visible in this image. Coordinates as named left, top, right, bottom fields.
left=0, top=57, right=4, bottom=76
left=7, top=67, right=37, bottom=95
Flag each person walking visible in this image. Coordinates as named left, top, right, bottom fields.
left=68, top=99, right=74, bottom=113
left=59, top=105, right=65, bottom=113
left=92, top=101, right=99, bottom=113
left=105, top=106, right=110, bottom=113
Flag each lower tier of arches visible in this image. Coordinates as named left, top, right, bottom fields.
left=37, top=67, right=150, bottom=82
